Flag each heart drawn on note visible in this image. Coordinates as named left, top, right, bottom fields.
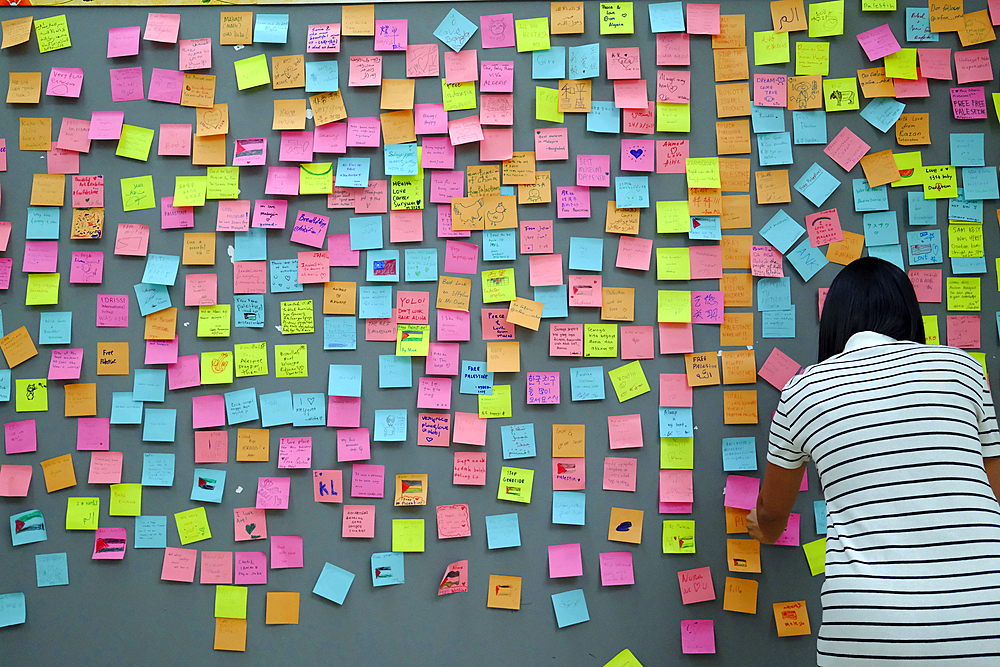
left=629, top=148, right=644, bottom=159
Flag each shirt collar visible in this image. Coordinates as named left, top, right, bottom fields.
left=843, top=331, right=897, bottom=353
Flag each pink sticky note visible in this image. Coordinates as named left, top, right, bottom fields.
left=448, top=115, right=484, bottom=146
left=312, top=470, right=343, bottom=503
left=145, top=336, right=179, bottom=365
left=346, top=117, right=381, bottom=147
left=57, top=118, right=92, bottom=152
left=480, top=127, right=513, bottom=161
left=290, top=210, right=329, bottom=248
left=690, top=246, right=723, bottom=279
left=753, top=74, right=787, bottom=107
left=453, top=411, right=487, bottom=446
left=534, top=127, right=569, bottom=160
left=235, top=552, right=268, bottom=584
left=342, top=505, right=375, bottom=538
left=96, top=294, right=128, bottom=327
left=327, top=234, right=360, bottom=267
left=660, top=373, right=694, bottom=407
left=657, top=70, right=691, bottom=104
left=233, top=261, right=266, bottom=294
left=148, top=68, right=184, bottom=104
left=623, top=102, right=656, bottom=134
left=481, top=60, right=514, bottom=92
left=49, top=349, right=84, bottom=380
left=607, top=47, right=642, bottom=80
left=857, top=24, right=901, bottom=61
left=417, top=412, right=451, bottom=446
left=185, top=274, right=217, bottom=307
left=436, top=504, right=471, bottom=539
left=47, top=67, right=84, bottom=98
left=389, top=209, right=423, bottom=243
left=824, top=127, right=870, bottom=172
left=430, top=169, right=463, bottom=203
left=279, top=131, right=313, bottom=163
left=307, top=24, right=341, bottom=53
left=158, top=124, right=191, bottom=156
left=437, top=308, right=471, bottom=341
left=167, top=354, right=201, bottom=390
left=114, top=223, right=150, bottom=257
left=194, top=431, right=228, bottom=464
left=444, top=240, right=478, bottom=275
left=947, top=315, right=981, bottom=349
left=608, top=414, right=643, bottom=449
left=109, top=67, right=145, bottom=102
left=951, top=87, right=987, bottom=119
left=144, top=13, right=181, bottom=44
left=373, top=18, right=407, bottom=51
left=329, top=186, right=357, bottom=209
left=199, top=551, right=233, bottom=585
left=621, top=139, right=655, bottom=172
left=0, top=464, right=33, bottom=497
left=557, top=186, right=591, bottom=219
left=414, top=103, right=448, bottom=136
left=277, top=437, right=312, bottom=469
left=620, top=325, right=655, bottom=360
left=526, top=372, right=560, bottom=405
left=234, top=507, right=267, bottom=541
left=444, top=49, right=478, bottom=84
left=918, top=48, right=953, bottom=81
left=365, top=310, right=397, bottom=342
left=270, top=535, right=304, bottom=569
left=660, top=469, right=694, bottom=503
left=93, top=527, right=127, bottom=560
left=406, top=43, right=439, bottom=77
left=355, top=180, right=388, bottom=214
left=678, top=566, right=715, bottom=603
left=553, top=458, right=585, bottom=490
left=265, top=166, right=300, bottom=196
left=892, top=69, right=929, bottom=98
left=350, top=463, right=385, bottom=498
left=480, top=14, right=515, bottom=49
left=453, top=452, right=487, bottom=485
left=108, top=26, right=141, bottom=58
left=615, top=236, right=652, bottom=271
left=297, top=251, right=329, bottom=284
left=256, top=477, right=291, bottom=510
left=424, top=141, right=457, bottom=173
left=577, top=154, right=611, bottom=187
left=5, top=420, right=37, bottom=455
left=161, top=547, right=197, bottom=582
left=481, top=94, right=514, bottom=126
left=657, top=33, right=691, bottom=66
left=0, top=259, right=11, bottom=290
left=191, top=395, right=226, bottom=429
left=750, top=245, right=784, bottom=278
left=418, top=377, right=452, bottom=410
left=46, top=146, right=79, bottom=175
left=348, top=56, right=382, bottom=87
left=691, top=291, right=724, bottom=325
left=88, top=451, right=123, bottom=485
left=687, top=3, right=721, bottom=34
left=724, top=475, right=760, bottom=510
left=216, top=200, right=251, bottom=232
left=600, top=552, right=635, bottom=586
left=232, top=136, right=267, bottom=167
left=603, top=456, right=638, bottom=492
left=250, top=199, right=286, bottom=229
left=549, top=323, right=583, bottom=356
left=614, top=79, right=649, bottom=109
left=481, top=308, right=515, bottom=340
left=548, top=543, right=583, bottom=578
left=805, top=209, right=843, bottom=247
left=529, top=254, right=562, bottom=286
left=774, top=512, right=801, bottom=546
left=89, top=110, right=125, bottom=140
left=437, top=206, right=469, bottom=238
left=71, top=175, right=104, bottom=208
left=568, top=275, right=602, bottom=307
left=179, top=38, right=212, bottom=71
left=520, top=219, right=554, bottom=254
left=681, top=620, right=716, bottom=654
left=23, top=240, right=58, bottom=273
left=314, top=122, right=347, bottom=153
left=337, top=428, right=371, bottom=462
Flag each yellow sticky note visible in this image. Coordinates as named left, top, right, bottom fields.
left=15, top=378, right=48, bottom=413
left=686, top=158, right=722, bottom=189
left=662, top=520, right=696, bottom=553
left=923, top=165, right=957, bottom=199
left=201, top=351, right=234, bottom=385
left=235, top=342, right=268, bottom=378
left=396, top=324, right=431, bottom=356
left=600, top=2, right=634, bottom=34
left=515, top=17, right=550, bottom=51
left=34, top=15, right=71, bottom=54
left=661, top=437, right=694, bottom=469
left=479, top=384, right=513, bottom=418
left=391, top=518, right=425, bottom=552
left=390, top=173, right=423, bottom=211
left=970, top=352, right=988, bottom=381
left=206, top=166, right=239, bottom=200
left=535, top=86, right=564, bottom=123
left=605, top=650, right=643, bottom=667
left=656, top=102, right=690, bottom=132
left=946, top=277, right=980, bottom=311
left=583, top=323, right=618, bottom=357
left=109, top=483, right=142, bottom=517
left=482, top=268, right=516, bottom=303
left=173, top=176, right=208, bottom=207
left=498, top=466, right=534, bottom=503
left=66, top=497, right=99, bottom=530
left=808, top=0, right=844, bottom=37
left=175, top=506, right=212, bottom=545
left=608, top=361, right=650, bottom=402
left=658, top=290, right=692, bottom=323
left=795, top=42, right=829, bottom=76
left=120, top=175, right=155, bottom=212
left=215, top=585, right=248, bottom=619
left=656, top=201, right=690, bottom=233
left=2, top=16, right=34, bottom=49
left=26, top=273, right=60, bottom=306
left=822, top=77, right=860, bottom=112
left=116, top=124, right=155, bottom=162
left=234, top=54, right=270, bottom=90
left=948, top=224, right=984, bottom=258
left=802, top=537, right=825, bottom=575
left=753, top=30, right=790, bottom=66
left=891, top=152, right=924, bottom=188
left=862, top=0, right=896, bottom=9
left=993, top=93, right=1000, bottom=119
left=883, top=48, right=917, bottom=80
left=198, top=304, right=232, bottom=338
left=280, top=300, right=314, bottom=335
left=922, top=315, right=939, bottom=345
left=275, top=344, right=308, bottom=378
left=441, top=80, right=477, bottom=112
left=300, top=163, right=333, bottom=195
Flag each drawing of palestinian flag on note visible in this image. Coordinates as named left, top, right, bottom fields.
left=394, top=474, right=428, bottom=506
left=400, top=328, right=423, bottom=343
left=13, top=510, right=44, bottom=534
left=401, top=479, right=422, bottom=494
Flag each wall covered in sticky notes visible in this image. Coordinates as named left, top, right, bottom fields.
left=1, top=1, right=999, bottom=665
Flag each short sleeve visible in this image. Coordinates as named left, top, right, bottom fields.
left=766, top=382, right=810, bottom=469
left=977, top=367, right=1000, bottom=458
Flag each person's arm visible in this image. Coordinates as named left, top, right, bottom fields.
left=985, top=457, right=1000, bottom=504
left=747, top=462, right=805, bottom=544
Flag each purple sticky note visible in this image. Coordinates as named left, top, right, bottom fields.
left=148, top=68, right=184, bottom=104
left=681, top=620, right=716, bottom=654
left=107, top=26, right=141, bottom=58
left=4, top=420, right=37, bottom=455
left=856, top=24, right=901, bottom=61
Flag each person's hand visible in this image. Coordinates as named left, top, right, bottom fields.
left=746, top=508, right=765, bottom=542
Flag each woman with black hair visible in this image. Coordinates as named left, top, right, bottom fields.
left=748, top=257, right=1000, bottom=665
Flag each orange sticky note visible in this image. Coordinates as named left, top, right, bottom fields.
left=342, top=4, right=375, bottom=36
left=64, top=383, right=97, bottom=417
left=716, top=82, right=751, bottom=117
left=727, top=538, right=762, bottom=573
left=608, top=507, right=644, bottom=544
left=7, top=72, right=42, bottom=104
left=721, top=235, right=752, bottom=269
left=716, top=120, right=751, bottom=155
left=721, top=350, right=756, bottom=385
left=860, top=150, right=901, bottom=188
left=214, top=618, right=247, bottom=652
left=487, top=574, right=522, bottom=610
left=719, top=158, right=751, bottom=192
left=380, top=110, right=416, bottom=145
left=145, top=307, right=178, bottom=341
left=219, top=12, right=253, bottom=45
left=486, top=341, right=520, bottom=373
left=857, top=67, right=896, bottom=98
left=505, top=298, right=543, bottom=331
left=724, top=390, right=758, bottom=424
left=41, top=453, right=77, bottom=493
left=895, top=113, right=930, bottom=146
left=273, top=99, right=307, bottom=131
left=324, top=281, right=357, bottom=315
left=721, top=195, right=751, bottom=230
left=236, top=428, right=269, bottom=462
left=518, top=171, right=551, bottom=204
left=684, top=352, right=720, bottom=387
left=928, top=2, right=964, bottom=33
left=20, top=117, right=52, bottom=151
left=436, top=276, right=472, bottom=311
left=195, top=104, right=229, bottom=137
left=310, top=91, right=347, bottom=125
left=826, top=231, right=865, bottom=266
left=720, top=312, right=754, bottom=347
left=192, top=134, right=227, bottom=166
left=272, top=55, right=306, bottom=90
left=380, top=79, right=415, bottom=110
left=720, top=273, right=753, bottom=307
left=1, top=326, right=39, bottom=368
left=713, top=14, right=746, bottom=48
left=551, top=1, right=585, bottom=35
left=96, top=342, right=129, bottom=376
left=714, top=47, right=749, bottom=82
left=770, top=0, right=807, bottom=33
left=183, top=233, right=216, bottom=266
left=30, top=174, right=65, bottom=206
left=265, top=592, right=300, bottom=625
left=552, top=424, right=585, bottom=458
left=755, top=169, right=791, bottom=204
left=725, top=506, right=750, bottom=533
left=503, top=152, right=537, bottom=186
left=723, top=576, right=758, bottom=614
left=606, top=201, right=640, bottom=234
left=786, top=75, right=822, bottom=110
left=773, top=601, right=811, bottom=637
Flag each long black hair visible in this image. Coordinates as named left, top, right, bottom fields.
left=818, top=257, right=925, bottom=362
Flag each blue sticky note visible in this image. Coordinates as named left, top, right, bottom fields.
left=722, top=437, right=757, bottom=471
left=552, top=589, right=590, bottom=628
left=38, top=312, right=72, bottom=345
left=552, top=491, right=586, bottom=526
left=224, top=387, right=259, bottom=425
left=791, top=110, right=827, bottom=145
left=0, top=593, right=26, bottom=628
left=569, top=43, right=600, bottom=80
left=374, top=409, right=406, bottom=442
left=570, top=366, right=605, bottom=401
left=133, top=283, right=171, bottom=316
left=10, top=509, right=46, bottom=546
left=336, top=158, right=370, bottom=188
left=757, top=132, right=793, bottom=166
left=949, top=188, right=984, bottom=222
left=952, top=256, right=987, bottom=274
left=759, top=210, right=805, bottom=254
left=433, top=8, right=477, bottom=51
left=142, top=408, right=176, bottom=442
left=905, top=8, right=938, bottom=42
left=111, top=392, right=143, bottom=424
left=384, top=144, right=418, bottom=176
left=324, top=316, right=357, bottom=351
left=328, top=364, right=362, bottom=397
left=950, top=134, right=985, bottom=167
left=349, top=216, right=384, bottom=250
left=132, top=368, right=166, bottom=403
left=293, top=393, right=326, bottom=427
left=587, top=100, right=620, bottom=133
left=863, top=211, right=899, bottom=247
left=867, top=244, right=904, bottom=271
left=750, top=105, right=784, bottom=133
left=235, top=295, right=265, bottom=328
left=814, top=500, right=828, bottom=535
left=906, top=229, right=942, bottom=265
left=852, top=179, right=889, bottom=212
left=659, top=407, right=693, bottom=438
left=534, top=285, right=569, bottom=318
left=314, top=562, right=355, bottom=604
left=501, top=424, right=536, bottom=460
left=0, top=370, right=10, bottom=402
left=615, top=176, right=649, bottom=208
left=757, top=277, right=792, bottom=311
left=962, top=167, right=999, bottom=201
left=483, top=230, right=516, bottom=262
left=762, top=306, right=796, bottom=338
left=134, top=515, right=167, bottom=549
left=358, top=285, right=392, bottom=319
left=786, top=238, right=829, bottom=282
left=649, top=1, right=685, bottom=32
left=25, top=207, right=60, bottom=239
left=794, top=163, right=840, bottom=207
left=269, top=259, right=303, bottom=293
left=259, top=390, right=294, bottom=427
left=305, top=60, right=339, bottom=93
left=35, top=553, right=69, bottom=587
left=0, top=309, right=3, bottom=337
left=569, top=237, right=604, bottom=271
left=191, top=468, right=226, bottom=503
left=141, top=453, right=175, bottom=487
left=141, top=254, right=180, bottom=286
left=371, top=552, right=405, bottom=586
left=907, top=191, right=937, bottom=226
left=460, top=361, right=494, bottom=395
left=379, top=355, right=412, bottom=388
left=532, top=46, right=566, bottom=79
left=254, top=14, right=289, bottom=43
left=233, top=228, right=268, bottom=261
left=367, top=250, right=400, bottom=282
left=405, top=248, right=437, bottom=282
left=859, top=98, right=905, bottom=133
left=689, top=216, right=722, bottom=241
left=485, top=513, right=521, bottom=548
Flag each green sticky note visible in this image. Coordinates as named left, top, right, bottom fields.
left=200, top=351, right=234, bottom=385
left=390, top=174, right=424, bottom=210
left=600, top=2, right=634, bottom=34
left=656, top=201, right=690, bottom=233
left=802, top=537, right=825, bottom=575
left=198, top=304, right=232, bottom=338
left=515, top=17, right=550, bottom=52
left=656, top=248, right=692, bottom=280
left=391, top=519, right=425, bottom=552
left=173, top=176, right=207, bottom=207
left=116, top=125, right=155, bottom=162
left=481, top=268, right=516, bottom=303
left=922, top=165, right=957, bottom=199
left=35, top=15, right=72, bottom=54
left=396, top=324, right=430, bottom=356
left=498, top=466, right=534, bottom=503
left=660, top=437, right=694, bottom=469
left=206, top=167, right=239, bottom=200
left=66, top=497, right=100, bottom=530
left=883, top=48, right=917, bottom=80
left=686, top=157, right=722, bottom=189
left=662, top=520, right=695, bottom=553
left=536, top=87, right=564, bottom=123
left=808, top=0, right=844, bottom=37
left=658, top=290, right=692, bottom=323
left=275, top=344, right=308, bottom=378
left=583, top=323, right=618, bottom=357
left=175, top=506, right=212, bottom=545
left=656, top=102, right=690, bottom=132
left=441, top=80, right=477, bottom=111
left=109, top=483, right=142, bottom=517
left=970, top=352, right=988, bottom=380
left=479, top=384, right=512, bottom=418
left=822, top=78, right=860, bottom=112
left=121, top=175, right=155, bottom=212
left=299, top=163, right=333, bottom=195
left=215, top=585, right=248, bottom=619
left=280, top=300, right=314, bottom=335
left=608, top=361, right=650, bottom=402
left=993, top=93, right=1000, bottom=120
left=15, top=378, right=48, bottom=412
left=26, top=273, right=60, bottom=306
left=234, top=53, right=270, bottom=90
left=235, top=342, right=269, bottom=378
left=753, top=30, right=790, bottom=66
